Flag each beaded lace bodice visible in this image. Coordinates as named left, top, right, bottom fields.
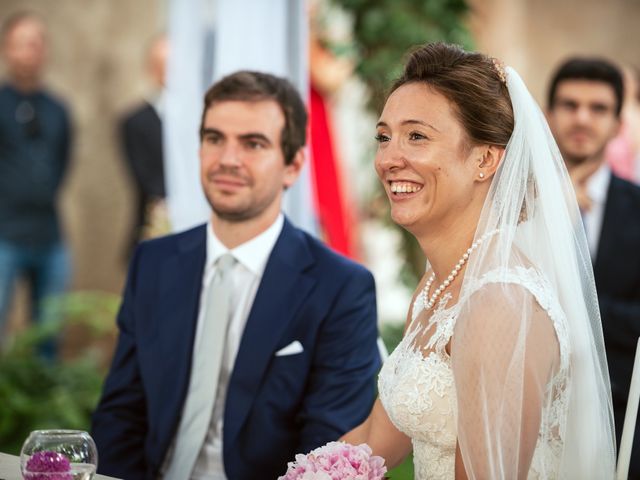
left=378, top=267, right=571, bottom=479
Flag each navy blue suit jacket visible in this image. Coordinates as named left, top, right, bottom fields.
left=91, top=219, right=380, bottom=479
left=594, top=174, right=640, bottom=478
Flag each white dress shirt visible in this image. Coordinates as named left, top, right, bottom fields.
left=187, top=214, right=284, bottom=479
left=148, top=91, right=165, bottom=120
left=582, top=163, right=611, bottom=260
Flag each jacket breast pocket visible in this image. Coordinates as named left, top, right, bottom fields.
left=266, top=347, right=311, bottom=403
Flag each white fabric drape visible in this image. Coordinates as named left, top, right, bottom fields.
left=451, top=67, right=616, bottom=479
left=165, top=0, right=212, bottom=232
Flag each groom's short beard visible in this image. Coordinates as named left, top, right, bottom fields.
left=210, top=206, right=257, bottom=223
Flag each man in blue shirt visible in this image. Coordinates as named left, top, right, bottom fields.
left=0, top=12, right=71, bottom=358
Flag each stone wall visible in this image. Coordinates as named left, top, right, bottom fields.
left=470, top=0, right=640, bottom=104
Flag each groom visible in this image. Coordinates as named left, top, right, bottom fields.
left=91, top=71, right=381, bottom=480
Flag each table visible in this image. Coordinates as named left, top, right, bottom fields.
left=0, top=452, right=119, bottom=479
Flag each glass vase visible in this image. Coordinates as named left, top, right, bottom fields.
left=20, top=430, right=98, bottom=480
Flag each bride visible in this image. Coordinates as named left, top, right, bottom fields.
left=342, top=42, right=616, bottom=479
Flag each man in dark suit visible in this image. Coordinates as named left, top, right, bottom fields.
left=92, top=71, right=381, bottom=480
left=547, top=57, right=640, bottom=479
left=120, top=35, right=168, bottom=259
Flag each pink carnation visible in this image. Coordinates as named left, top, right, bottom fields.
left=279, top=441, right=387, bottom=480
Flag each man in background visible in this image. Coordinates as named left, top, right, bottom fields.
left=120, top=34, right=168, bottom=260
left=0, top=11, right=71, bottom=358
left=547, top=57, right=640, bottom=479
left=92, top=70, right=381, bottom=479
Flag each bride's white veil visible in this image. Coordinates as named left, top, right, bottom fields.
left=450, top=66, right=616, bottom=478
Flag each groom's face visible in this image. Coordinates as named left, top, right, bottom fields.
left=199, top=99, right=302, bottom=223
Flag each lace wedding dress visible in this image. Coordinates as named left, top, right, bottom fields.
left=378, top=267, right=571, bottom=479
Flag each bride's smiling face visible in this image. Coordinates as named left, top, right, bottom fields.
left=375, top=82, right=481, bottom=236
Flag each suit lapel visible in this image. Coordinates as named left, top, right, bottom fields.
left=224, top=220, right=316, bottom=447
left=155, top=226, right=207, bottom=412
left=594, top=176, right=620, bottom=280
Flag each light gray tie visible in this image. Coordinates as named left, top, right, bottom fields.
left=164, top=253, right=235, bottom=480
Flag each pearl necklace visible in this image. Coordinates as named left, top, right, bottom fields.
left=423, top=229, right=499, bottom=310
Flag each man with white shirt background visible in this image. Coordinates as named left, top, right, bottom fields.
left=91, top=71, right=381, bottom=480
left=547, top=57, right=640, bottom=479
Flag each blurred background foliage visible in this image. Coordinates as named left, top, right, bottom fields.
left=332, top=0, right=473, bottom=112
left=0, top=292, right=119, bottom=454
left=331, top=0, right=473, bottom=286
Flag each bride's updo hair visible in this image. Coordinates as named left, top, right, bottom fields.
left=391, top=42, right=514, bottom=148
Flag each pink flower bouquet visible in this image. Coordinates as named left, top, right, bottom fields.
left=278, top=441, right=387, bottom=480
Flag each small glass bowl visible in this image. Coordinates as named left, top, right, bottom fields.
left=20, top=430, right=98, bottom=480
